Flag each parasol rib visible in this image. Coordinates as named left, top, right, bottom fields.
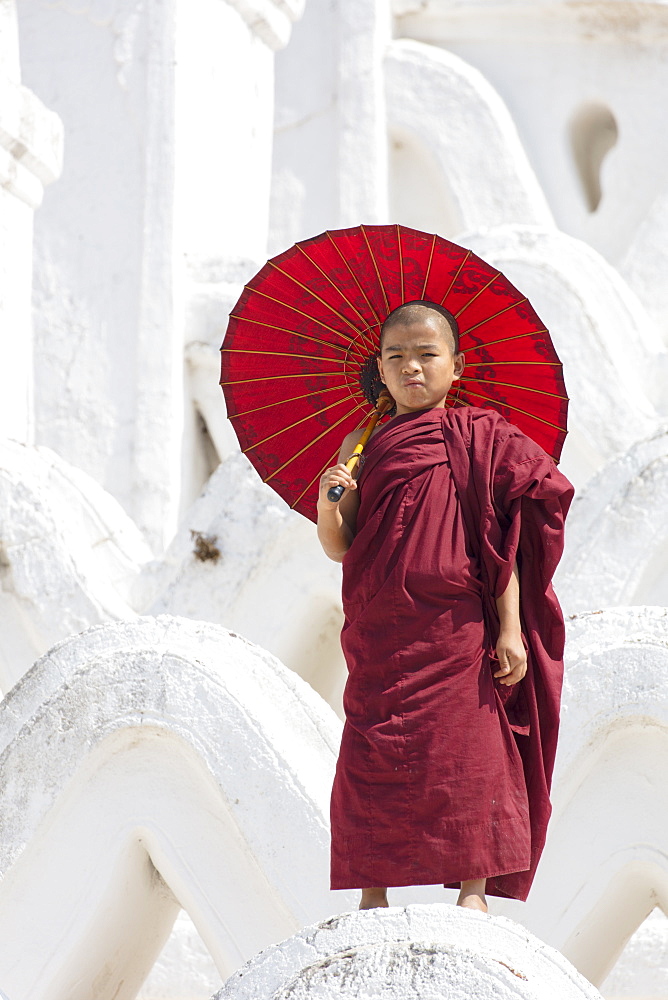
left=263, top=400, right=368, bottom=484
left=268, top=261, right=376, bottom=342
left=439, top=250, right=471, bottom=307
left=295, top=245, right=378, bottom=354
left=228, top=382, right=351, bottom=420
left=243, top=393, right=364, bottom=452
left=459, top=299, right=529, bottom=335
left=229, top=314, right=352, bottom=355
left=241, top=286, right=369, bottom=346
left=291, top=417, right=369, bottom=510
left=220, top=370, right=355, bottom=386
left=460, top=387, right=564, bottom=431
left=462, top=328, right=549, bottom=352
left=454, top=272, right=501, bottom=318
left=420, top=233, right=437, bottom=301
left=222, top=348, right=349, bottom=365
left=464, top=360, right=562, bottom=367
left=361, top=225, right=390, bottom=315
left=459, top=376, right=569, bottom=400
left=325, top=231, right=383, bottom=327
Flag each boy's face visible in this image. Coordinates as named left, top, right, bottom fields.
left=377, top=314, right=465, bottom=416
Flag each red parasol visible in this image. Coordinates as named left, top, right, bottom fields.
left=220, top=224, right=568, bottom=522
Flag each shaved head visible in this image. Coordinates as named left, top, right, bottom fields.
left=380, top=300, right=460, bottom=354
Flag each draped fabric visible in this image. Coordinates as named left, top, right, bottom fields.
left=330, top=407, right=574, bottom=900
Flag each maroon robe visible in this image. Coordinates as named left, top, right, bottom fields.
left=330, top=406, right=573, bottom=900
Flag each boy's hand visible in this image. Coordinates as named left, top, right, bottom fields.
left=318, top=463, right=357, bottom=511
left=494, top=630, right=527, bottom=686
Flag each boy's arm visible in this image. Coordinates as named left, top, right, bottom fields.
left=494, top=560, right=527, bottom=686
left=316, top=431, right=362, bottom=563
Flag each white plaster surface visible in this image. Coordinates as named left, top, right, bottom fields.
left=214, top=905, right=602, bottom=999
left=495, top=608, right=668, bottom=987
left=557, top=428, right=668, bottom=612
left=0, top=437, right=151, bottom=692
left=0, top=1, right=62, bottom=446
left=138, top=909, right=223, bottom=1000
left=16, top=0, right=183, bottom=548
left=620, top=190, right=668, bottom=353
left=16, top=0, right=301, bottom=549
left=270, top=0, right=389, bottom=253
left=0, top=432, right=348, bottom=709
left=394, top=2, right=668, bottom=265
left=147, top=452, right=347, bottom=713
left=601, top=906, right=668, bottom=999
left=270, top=0, right=340, bottom=253
left=0, top=616, right=351, bottom=1000
left=1, top=608, right=665, bottom=997
left=385, top=39, right=553, bottom=237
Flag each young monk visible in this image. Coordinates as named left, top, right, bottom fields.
left=317, top=301, right=573, bottom=912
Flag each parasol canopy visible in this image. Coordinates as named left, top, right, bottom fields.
left=220, top=224, right=568, bottom=522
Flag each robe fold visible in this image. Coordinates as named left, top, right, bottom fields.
left=330, top=406, right=574, bottom=900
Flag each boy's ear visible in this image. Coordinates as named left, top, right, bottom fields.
left=376, top=355, right=385, bottom=383
left=453, top=352, right=465, bottom=380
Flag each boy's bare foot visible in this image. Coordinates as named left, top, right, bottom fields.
left=457, top=879, right=488, bottom=913
left=359, top=887, right=389, bottom=909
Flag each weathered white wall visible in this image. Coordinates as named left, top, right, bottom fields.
left=16, top=0, right=303, bottom=549
left=395, top=1, right=668, bottom=265
left=0, top=437, right=346, bottom=710
left=269, top=0, right=390, bottom=255
left=0, top=0, right=62, bottom=443
left=601, top=907, right=668, bottom=1000
left=621, top=191, right=668, bottom=350
left=138, top=910, right=222, bottom=1000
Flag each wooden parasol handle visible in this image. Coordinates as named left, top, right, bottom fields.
left=326, top=390, right=394, bottom=503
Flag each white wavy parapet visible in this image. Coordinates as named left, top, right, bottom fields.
left=384, top=40, right=554, bottom=233
left=0, top=616, right=349, bottom=1000
left=147, top=452, right=347, bottom=711
left=0, top=611, right=667, bottom=996
left=0, top=440, right=347, bottom=709
left=507, top=607, right=668, bottom=988
left=557, top=428, right=668, bottom=612
left=0, top=439, right=152, bottom=692
left=213, top=905, right=602, bottom=1000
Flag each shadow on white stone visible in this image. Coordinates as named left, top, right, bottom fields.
left=213, top=905, right=602, bottom=1000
